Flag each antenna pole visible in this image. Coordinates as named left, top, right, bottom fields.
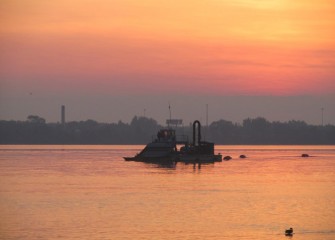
left=206, top=104, right=208, bottom=128
left=205, top=104, right=208, bottom=140
left=168, top=103, right=171, bottom=128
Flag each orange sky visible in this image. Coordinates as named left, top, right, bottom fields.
left=1, top=0, right=335, bottom=96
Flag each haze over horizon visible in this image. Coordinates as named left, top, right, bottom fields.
left=1, top=0, right=334, bottom=125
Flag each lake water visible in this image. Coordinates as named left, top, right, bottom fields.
left=0, top=145, right=334, bottom=240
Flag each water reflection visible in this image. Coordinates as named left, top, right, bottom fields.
left=138, top=160, right=219, bottom=172
left=141, top=161, right=177, bottom=169
left=1, top=145, right=335, bottom=240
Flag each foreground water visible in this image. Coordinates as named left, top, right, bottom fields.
left=0, top=145, right=334, bottom=240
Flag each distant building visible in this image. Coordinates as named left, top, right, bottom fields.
left=61, top=105, right=65, bottom=124
left=166, top=119, right=183, bottom=128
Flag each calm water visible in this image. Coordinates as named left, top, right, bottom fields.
left=0, top=145, right=334, bottom=240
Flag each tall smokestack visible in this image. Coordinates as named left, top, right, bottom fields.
left=61, top=105, right=65, bottom=124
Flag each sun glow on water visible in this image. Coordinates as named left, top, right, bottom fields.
left=0, top=145, right=334, bottom=239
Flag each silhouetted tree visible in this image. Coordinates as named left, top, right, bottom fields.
left=27, top=115, right=46, bottom=124
left=0, top=116, right=334, bottom=144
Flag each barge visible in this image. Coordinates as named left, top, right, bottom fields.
left=124, top=120, right=222, bottom=164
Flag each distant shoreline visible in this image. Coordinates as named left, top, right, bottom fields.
left=1, top=116, right=334, bottom=145
left=1, top=143, right=334, bottom=146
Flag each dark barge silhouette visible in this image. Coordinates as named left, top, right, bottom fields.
left=124, top=120, right=222, bottom=164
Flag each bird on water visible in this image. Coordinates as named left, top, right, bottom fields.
left=285, top=228, right=293, bottom=236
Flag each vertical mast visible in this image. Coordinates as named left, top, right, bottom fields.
left=205, top=103, right=208, bottom=140
left=206, top=104, right=208, bottom=128
left=168, top=103, right=172, bottom=128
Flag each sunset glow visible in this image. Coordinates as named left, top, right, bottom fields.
left=1, top=0, right=335, bottom=125
left=1, top=0, right=334, bottom=96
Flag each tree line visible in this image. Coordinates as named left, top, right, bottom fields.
left=0, top=115, right=334, bottom=144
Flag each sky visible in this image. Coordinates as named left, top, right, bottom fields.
left=1, top=0, right=334, bottom=125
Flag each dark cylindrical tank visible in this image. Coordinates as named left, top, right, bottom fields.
left=193, top=120, right=201, bottom=146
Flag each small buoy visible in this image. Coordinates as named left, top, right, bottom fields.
left=285, top=227, right=293, bottom=236
left=224, top=156, right=232, bottom=161
left=239, top=155, right=246, bottom=159
left=301, top=154, right=309, bottom=157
